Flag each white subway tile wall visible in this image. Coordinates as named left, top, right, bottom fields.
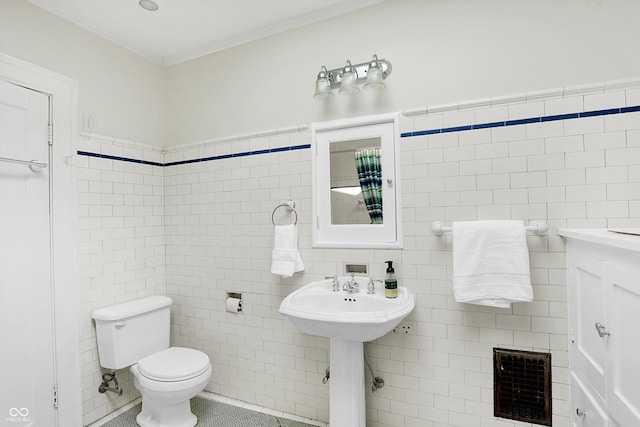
left=77, top=137, right=166, bottom=424
left=79, top=81, right=640, bottom=427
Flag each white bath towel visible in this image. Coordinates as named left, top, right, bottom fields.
left=271, top=224, right=304, bottom=278
left=452, top=220, right=533, bottom=308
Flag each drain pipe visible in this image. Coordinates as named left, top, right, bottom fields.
left=98, top=371, right=123, bottom=395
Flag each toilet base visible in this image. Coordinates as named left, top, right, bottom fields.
left=136, top=398, right=196, bottom=427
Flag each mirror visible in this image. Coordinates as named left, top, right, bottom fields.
left=330, top=137, right=381, bottom=225
left=311, top=113, right=402, bottom=248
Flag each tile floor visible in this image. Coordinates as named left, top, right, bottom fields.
left=100, top=396, right=320, bottom=427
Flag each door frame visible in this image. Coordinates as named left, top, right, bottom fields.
left=0, top=52, right=81, bottom=426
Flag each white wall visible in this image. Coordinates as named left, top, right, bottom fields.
left=163, top=81, right=640, bottom=427
left=5, top=0, right=639, bottom=148
left=0, top=0, right=165, bottom=146
left=164, top=0, right=640, bottom=144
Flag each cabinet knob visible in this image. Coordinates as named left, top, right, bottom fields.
left=576, top=408, right=586, bottom=417
left=595, top=322, right=611, bottom=338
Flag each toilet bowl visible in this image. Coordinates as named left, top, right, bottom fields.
left=131, top=347, right=212, bottom=427
left=92, top=296, right=211, bottom=427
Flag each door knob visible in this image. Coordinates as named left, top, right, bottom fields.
left=595, top=322, right=610, bottom=338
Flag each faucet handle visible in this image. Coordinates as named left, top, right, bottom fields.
left=367, top=278, right=375, bottom=294
left=325, top=275, right=340, bottom=291
left=367, top=278, right=382, bottom=294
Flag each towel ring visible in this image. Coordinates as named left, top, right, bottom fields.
left=272, top=201, right=298, bottom=226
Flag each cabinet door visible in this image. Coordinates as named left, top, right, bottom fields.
left=605, top=264, right=640, bottom=427
left=571, top=372, right=610, bottom=427
left=569, top=253, right=607, bottom=399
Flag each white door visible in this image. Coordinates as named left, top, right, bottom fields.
left=569, top=252, right=607, bottom=400
left=0, top=79, right=57, bottom=426
left=605, top=263, right=640, bottom=427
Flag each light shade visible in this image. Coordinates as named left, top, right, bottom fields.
left=313, top=66, right=334, bottom=100
left=363, top=54, right=385, bottom=91
left=338, top=60, right=360, bottom=95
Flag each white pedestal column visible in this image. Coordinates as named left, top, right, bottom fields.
left=329, top=338, right=366, bottom=427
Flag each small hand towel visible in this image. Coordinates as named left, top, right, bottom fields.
left=452, top=220, right=533, bottom=308
left=271, top=224, right=304, bottom=278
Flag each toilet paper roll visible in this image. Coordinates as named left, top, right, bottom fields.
left=225, top=297, right=242, bottom=313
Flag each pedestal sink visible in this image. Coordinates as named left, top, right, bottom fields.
left=279, top=276, right=415, bottom=427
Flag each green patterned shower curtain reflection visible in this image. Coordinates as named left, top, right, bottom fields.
left=354, top=147, right=382, bottom=224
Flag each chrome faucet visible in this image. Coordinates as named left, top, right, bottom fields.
left=343, top=273, right=359, bottom=294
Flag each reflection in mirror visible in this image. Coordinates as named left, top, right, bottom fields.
left=330, top=138, right=382, bottom=225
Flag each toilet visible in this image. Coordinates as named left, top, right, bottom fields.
left=92, top=296, right=211, bottom=427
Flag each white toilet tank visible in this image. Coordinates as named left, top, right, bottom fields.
left=92, top=295, right=172, bottom=370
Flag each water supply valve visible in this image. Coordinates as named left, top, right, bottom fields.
left=98, top=371, right=123, bottom=395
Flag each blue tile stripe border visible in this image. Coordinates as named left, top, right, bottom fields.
left=77, top=105, right=640, bottom=166
left=77, top=150, right=164, bottom=167
left=77, top=144, right=311, bottom=167
left=400, top=105, right=640, bottom=138
left=163, top=144, right=310, bottom=166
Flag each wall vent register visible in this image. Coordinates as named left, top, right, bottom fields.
left=493, top=348, right=552, bottom=426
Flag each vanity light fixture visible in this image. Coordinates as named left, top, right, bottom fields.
left=313, top=54, right=392, bottom=100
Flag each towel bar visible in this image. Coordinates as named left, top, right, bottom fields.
left=431, top=220, right=548, bottom=236
left=0, top=156, right=48, bottom=172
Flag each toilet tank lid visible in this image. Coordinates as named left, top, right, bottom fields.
left=92, top=296, right=172, bottom=321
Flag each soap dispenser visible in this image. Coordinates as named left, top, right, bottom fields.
left=385, top=261, right=398, bottom=298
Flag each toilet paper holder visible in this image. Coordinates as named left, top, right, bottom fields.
left=225, top=291, right=242, bottom=313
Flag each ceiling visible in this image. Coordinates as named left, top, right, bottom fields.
left=27, top=0, right=383, bottom=67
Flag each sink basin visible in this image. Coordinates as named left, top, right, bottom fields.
left=279, top=276, right=415, bottom=342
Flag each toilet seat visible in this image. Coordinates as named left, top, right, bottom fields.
left=138, top=347, right=210, bottom=382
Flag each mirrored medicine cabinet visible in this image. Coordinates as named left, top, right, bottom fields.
left=311, top=112, right=402, bottom=248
